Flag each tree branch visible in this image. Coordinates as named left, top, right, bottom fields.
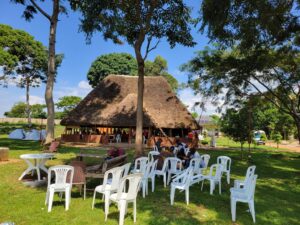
left=29, top=0, right=51, bottom=21
left=143, top=36, right=160, bottom=60
left=251, top=73, right=293, bottom=112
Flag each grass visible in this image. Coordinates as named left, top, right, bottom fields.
left=0, top=135, right=300, bottom=225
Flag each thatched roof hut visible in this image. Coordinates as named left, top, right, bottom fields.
left=61, top=75, right=199, bottom=130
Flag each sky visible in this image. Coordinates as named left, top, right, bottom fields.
left=0, top=1, right=217, bottom=117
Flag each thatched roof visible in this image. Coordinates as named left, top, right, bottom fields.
left=61, top=75, right=199, bottom=129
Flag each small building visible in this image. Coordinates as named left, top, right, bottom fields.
left=60, top=75, right=199, bottom=146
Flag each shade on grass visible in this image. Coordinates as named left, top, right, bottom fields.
left=0, top=135, right=299, bottom=225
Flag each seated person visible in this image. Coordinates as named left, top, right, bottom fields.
left=107, top=147, right=119, bottom=159
left=155, top=138, right=163, bottom=152
left=184, top=148, right=200, bottom=168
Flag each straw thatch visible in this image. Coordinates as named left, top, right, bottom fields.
left=61, top=75, right=199, bottom=129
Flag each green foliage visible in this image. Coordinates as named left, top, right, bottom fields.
left=87, top=53, right=137, bottom=87
left=55, top=96, right=82, bottom=119
left=4, top=102, right=46, bottom=119
left=272, top=132, right=283, bottom=148
left=260, top=132, right=268, bottom=142
left=197, top=0, right=300, bottom=143
left=87, top=53, right=179, bottom=92
left=191, top=112, right=199, bottom=119
left=0, top=24, right=48, bottom=86
left=220, top=107, right=250, bottom=149
left=201, top=139, right=209, bottom=145
left=71, top=1, right=195, bottom=48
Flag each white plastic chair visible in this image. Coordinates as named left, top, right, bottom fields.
left=189, top=158, right=202, bottom=174
left=234, top=165, right=256, bottom=188
left=200, top=154, right=210, bottom=169
left=131, top=157, right=148, bottom=174
left=217, top=156, right=232, bottom=184
left=92, top=167, right=123, bottom=209
left=120, top=162, right=132, bottom=179
left=170, top=167, right=194, bottom=205
left=45, top=165, right=74, bottom=212
left=105, top=174, right=143, bottom=225
left=230, top=174, right=258, bottom=223
left=148, top=151, right=160, bottom=162
left=201, top=164, right=222, bottom=195
left=167, top=157, right=182, bottom=185
left=140, top=160, right=158, bottom=197
left=153, top=145, right=159, bottom=152
left=154, top=157, right=168, bottom=187
left=147, top=160, right=158, bottom=192
left=116, top=134, right=121, bottom=143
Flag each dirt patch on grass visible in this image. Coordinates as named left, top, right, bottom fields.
left=0, top=159, right=21, bottom=164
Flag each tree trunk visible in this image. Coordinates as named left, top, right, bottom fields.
left=26, top=77, right=31, bottom=127
left=295, top=118, right=300, bottom=144
left=45, top=0, right=59, bottom=144
left=135, top=56, right=145, bottom=157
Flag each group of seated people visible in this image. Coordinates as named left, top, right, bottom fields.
left=155, top=138, right=204, bottom=169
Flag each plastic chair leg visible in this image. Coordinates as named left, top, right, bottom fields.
left=133, top=200, right=137, bottom=223
left=185, top=188, right=189, bottom=205
left=48, top=190, right=54, bottom=212
left=119, top=201, right=126, bottom=225
left=92, top=191, right=96, bottom=209
left=170, top=186, right=175, bottom=205
left=231, top=198, right=236, bottom=222
left=249, top=200, right=256, bottom=223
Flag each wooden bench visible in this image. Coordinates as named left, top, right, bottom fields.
left=85, top=154, right=128, bottom=178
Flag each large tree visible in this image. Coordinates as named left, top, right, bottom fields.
left=12, top=0, right=66, bottom=144
left=71, top=1, right=195, bottom=155
left=4, top=102, right=46, bottom=119
left=87, top=53, right=138, bottom=87
left=0, top=24, right=48, bottom=125
left=183, top=0, right=300, bottom=143
left=55, top=96, right=82, bottom=119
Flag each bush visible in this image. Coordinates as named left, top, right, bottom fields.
left=201, top=140, right=209, bottom=145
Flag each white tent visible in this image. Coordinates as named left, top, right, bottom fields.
left=40, top=130, right=46, bottom=140
left=9, top=129, right=25, bottom=140
left=24, top=129, right=41, bottom=141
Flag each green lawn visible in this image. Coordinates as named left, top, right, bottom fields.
left=0, top=135, right=299, bottom=225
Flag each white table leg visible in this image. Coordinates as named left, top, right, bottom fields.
left=18, top=159, right=35, bottom=181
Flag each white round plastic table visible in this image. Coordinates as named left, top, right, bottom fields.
left=18, top=153, right=55, bottom=181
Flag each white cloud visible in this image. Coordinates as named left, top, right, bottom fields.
left=21, top=95, right=45, bottom=105
left=54, top=80, right=92, bottom=101
left=78, top=80, right=92, bottom=90
left=178, top=88, right=223, bottom=116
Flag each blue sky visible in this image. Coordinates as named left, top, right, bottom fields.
left=0, top=1, right=217, bottom=117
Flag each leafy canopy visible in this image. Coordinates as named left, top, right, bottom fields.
left=55, top=96, right=82, bottom=118
left=4, top=102, right=46, bottom=119
left=0, top=24, right=48, bottom=85
left=87, top=53, right=179, bottom=92
left=87, top=53, right=137, bottom=87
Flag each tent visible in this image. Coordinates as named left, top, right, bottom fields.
left=40, top=130, right=46, bottom=140
left=9, top=129, right=25, bottom=140
left=24, top=129, right=41, bottom=141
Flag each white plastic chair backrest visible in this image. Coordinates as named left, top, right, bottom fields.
left=217, top=156, right=231, bottom=171
left=173, top=147, right=179, bottom=156
left=103, top=166, right=123, bottom=190
left=158, top=158, right=169, bottom=173
left=168, top=157, right=182, bottom=173
left=116, top=134, right=121, bottom=141
left=134, top=157, right=148, bottom=173
left=117, top=173, right=143, bottom=201
left=189, top=158, right=201, bottom=173
left=209, top=164, right=222, bottom=179
left=173, top=167, right=193, bottom=188
left=48, top=165, right=74, bottom=188
left=201, top=154, right=210, bottom=169
left=153, top=145, right=159, bottom=152
left=148, top=151, right=160, bottom=162
left=120, top=163, right=131, bottom=178
left=245, top=174, right=257, bottom=200
left=149, top=160, right=158, bottom=177
left=245, top=165, right=256, bottom=180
